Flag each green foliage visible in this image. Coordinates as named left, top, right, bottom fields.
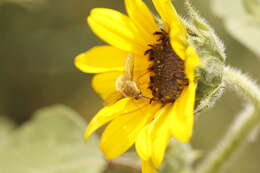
left=225, top=17, right=260, bottom=58
left=243, top=0, right=260, bottom=17
left=212, top=0, right=260, bottom=58
left=0, top=105, right=106, bottom=173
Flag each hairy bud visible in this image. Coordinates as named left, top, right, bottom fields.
left=183, top=0, right=226, bottom=113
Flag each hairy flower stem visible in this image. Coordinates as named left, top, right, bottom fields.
left=195, top=66, right=260, bottom=173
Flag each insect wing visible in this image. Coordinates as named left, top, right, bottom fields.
left=124, top=53, right=135, bottom=80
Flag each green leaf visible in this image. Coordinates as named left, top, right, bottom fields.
left=243, top=0, right=260, bottom=18
left=0, top=105, right=106, bottom=173
left=212, top=0, right=260, bottom=58
left=212, top=0, right=247, bottom=18
left=225, top=17, right=260, bottom=57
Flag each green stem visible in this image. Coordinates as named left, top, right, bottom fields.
left=195, top=66, right=260, bottom=173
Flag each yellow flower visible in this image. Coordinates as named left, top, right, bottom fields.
left=75, top=0, right=200, bottom=172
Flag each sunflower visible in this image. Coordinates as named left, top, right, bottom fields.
left=75, top=0, right=200, bottom=172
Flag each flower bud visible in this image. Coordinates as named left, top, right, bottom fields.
left=184, top=1, right=226, bottom=112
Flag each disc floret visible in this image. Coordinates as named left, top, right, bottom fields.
left=145, top=30, right=189, bottom=104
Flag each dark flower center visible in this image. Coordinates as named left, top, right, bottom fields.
left=145, top=30, right=188, bottom=104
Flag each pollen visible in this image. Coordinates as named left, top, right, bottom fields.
left=145, top=29, right=189, bottom=104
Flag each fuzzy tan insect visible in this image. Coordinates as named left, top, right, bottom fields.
left=116, top=53, right=145, bottom=99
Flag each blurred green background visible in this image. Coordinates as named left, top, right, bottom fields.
left=0, top=0, right=259, bottom=172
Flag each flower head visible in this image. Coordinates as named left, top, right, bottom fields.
left=75, top=0, right=200, bottom=172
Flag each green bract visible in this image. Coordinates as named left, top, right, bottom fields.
left=183, top=1, right=225, bottom=113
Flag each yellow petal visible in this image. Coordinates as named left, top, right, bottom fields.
left=84, top=98, right=131, bottom=142
left=152, top=0, right=185, bottom=32
left=92, top=72, right=122, bottom=101
left=169, top=46, right=199, bottom=142
left=170, top=82, right=196, bottom=142
left=150, top=104, right=172, bottom=168
left=75, top=46, right=127, bottom=73
left=135, top=124, right=152, bottom=161
left=87, top=8, right=147, bottom=55
left=185, top=46, right=200, bottom=80
left=125, top=0, right=158, bottom=44
left=170, top=27, right=187, bottom=60
left=142, top=160, right=158, bottom=173
left=136, top=105, right=172, bottom=168
left=135, top=70, right=153, bottom=99
left=100, top=102, right=160, bottom=160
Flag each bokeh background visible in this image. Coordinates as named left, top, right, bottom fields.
left=0, top=0, right=260, bottom=172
